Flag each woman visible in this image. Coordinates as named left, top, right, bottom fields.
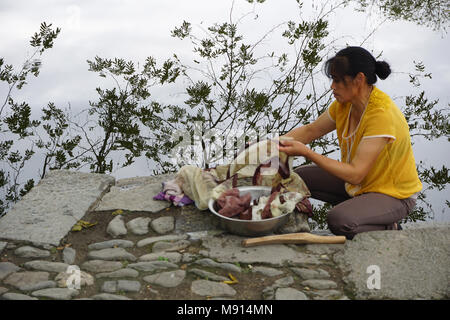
left=278, top=46, right=422, bottom=239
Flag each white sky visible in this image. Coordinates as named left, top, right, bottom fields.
left=0, top=0, right=448, bottom=220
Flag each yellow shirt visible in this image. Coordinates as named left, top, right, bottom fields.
left=327, top=86, right=422, bottom=199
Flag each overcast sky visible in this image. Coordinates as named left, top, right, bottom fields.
left=0, top=0, right=448, bottom=221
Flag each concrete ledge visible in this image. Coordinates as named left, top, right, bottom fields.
left=93, top=174, right=175, bottom=212
left=0, top=170, right=115, bottom=246
left=334, top=223, right=450, bottom=299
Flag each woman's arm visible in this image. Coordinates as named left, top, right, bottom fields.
left=282, top=112, right=336, bottom=145
left=278, top=137, right=389, bottom=185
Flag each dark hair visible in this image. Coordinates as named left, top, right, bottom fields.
left=324, top=46, right=391, bottom=85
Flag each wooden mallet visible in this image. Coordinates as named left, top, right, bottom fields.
left=242, top=232, right=346, bottom=247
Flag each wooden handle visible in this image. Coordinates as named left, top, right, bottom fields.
left=242, top=233, right=346, bottom=247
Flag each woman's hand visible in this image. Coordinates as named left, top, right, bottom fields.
left=277, top=139, right=311, bottom=157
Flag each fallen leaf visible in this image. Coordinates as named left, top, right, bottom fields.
left=71, top=220, right=98, bottom=232
left=228, top=273, right=238, bottom=282
left=71, top=224, right=82, bottom=232
left=56, top=243, right=71, bottom=250
left=112, top=209, right=124, bottom=215
left=223, top=273, right=239, bottom=284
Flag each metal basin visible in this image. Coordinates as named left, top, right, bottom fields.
left=208, top=186, right=290, bottom=237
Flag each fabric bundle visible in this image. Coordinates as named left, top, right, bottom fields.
left=214, top=188, right=252, bottom=218
left=153, top=137, right=312, bottom=217
left=213, top=187, right=314, bottom=221
left=152, top=179, right=194, bottom=206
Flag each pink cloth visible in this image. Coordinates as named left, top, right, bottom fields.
left=152, top=179, right=194, bottom=207
left=215, top=188, right=252, bottom=218
left=214, top=188, right=314, bottom=220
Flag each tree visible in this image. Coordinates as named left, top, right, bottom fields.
left=163, top=0, right=343, bottom=171
left=350, top=0, right=450, bottom=32
left=34, top=102, right=85, bottom=179
left=75, top=55, right=181, bottom=174
left=0, top=22, right=60, bottom=216
left=399, top=61, right=450, bottom=222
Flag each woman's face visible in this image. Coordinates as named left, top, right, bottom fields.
left=330, top=75, right=359, bottom=104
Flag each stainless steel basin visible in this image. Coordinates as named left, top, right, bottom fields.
left=208, top=186, right=290, bottom=237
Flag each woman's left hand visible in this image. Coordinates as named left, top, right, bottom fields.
left=277, top=139, right=310, bottom=157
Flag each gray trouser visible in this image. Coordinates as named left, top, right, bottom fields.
left=294, top=164, right=416, bottom=239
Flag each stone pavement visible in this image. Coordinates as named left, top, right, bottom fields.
left=0, top=170, right=114, bottom=246
left=0, top=170, right=449, bottom=300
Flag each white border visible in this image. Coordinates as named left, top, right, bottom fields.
left=362, top=135, right=396, bottom=143
left=326, top=107, right=336, bottom=123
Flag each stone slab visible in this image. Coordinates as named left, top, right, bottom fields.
left=0, top=170, right=115, bottom=246
left=62, top=247, right=76, bottom=265
left=0, top=262, right=22, bottom=280
left=252, top=266, right=284, bottom=277
left=194, top=258, right=241, bottom=273
left=23, top=261, right=69, bottom=273
left=199, top=235, right=322, bottom=266
left=191, top=280, right=236, bottom=297
left=301, top=279, right=337, bottom=290
left=87, top=248, right=136, bottom=262
left=152, top=240, right=191, bottom=253
left=137, top=234, right=188, bottom=248
left=93, top=174, right=175, bottom=212
left=31, top=288, right=79, bottom=300
left=3, top=271, right=49, bottom=290
left=14, top=246, right=50, bottom=258
left=291, top=267, right=330, bottom=280
left=127, top=261, right=178, bottom=272
left=96, top=268, right=139, bottom=279
left=106, top=215, right=127, bottom=238
left=334, top=225, right=450, bottom=300
left=1, top=292, right=38, bottom=300
left=143, top=270, right=186, bottom=288
left=138, top=252, right=182, bottom=263
left=275, top=287, right=308, bottom=300
left=402, top=221, right=450, bottom=230
left=188, top=268, right=229, bottom=282
left=87, top=239, right=134, bottom=251
left=0, top=241, right=7, bottom=254
left=126, top=217, right=151, bottom=235
left=81, top=260, right=123, bottom=273
left=91, top=293, right=131, bottom=300
left=151, top=216, right=175, bottom=234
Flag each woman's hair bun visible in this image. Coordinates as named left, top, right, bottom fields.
left=375, top=60, right=391, bottom=80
